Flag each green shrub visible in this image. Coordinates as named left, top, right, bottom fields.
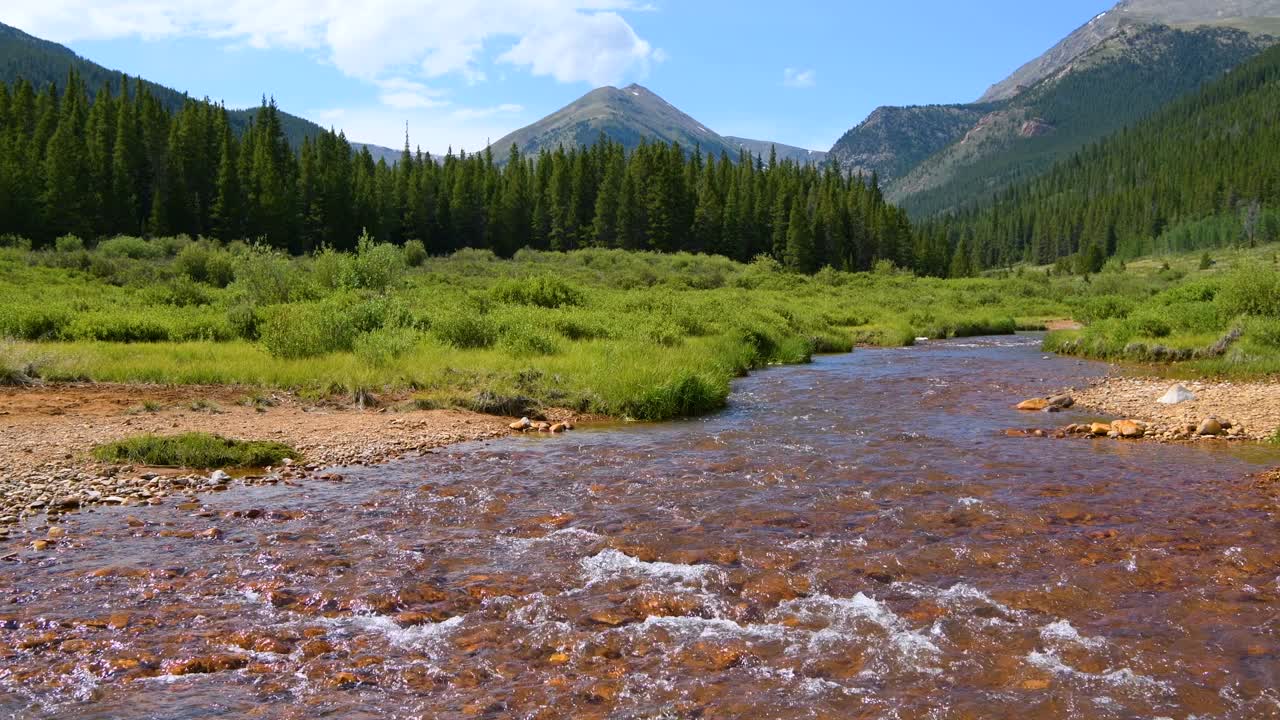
left=1218, top=267, right=1280, bottom=318
left=232, top=245, right=298, bottom=305
left=97, top=236, right=165, bottom=260
left=54, top=234, right=84, bottom=253
left=432, top=314, right=498, bottom=349
left=176, top=243, right=236, bottom=287
left=0, top=306, right=72, bottom=340
left=1247, top=315, right=1280, bottom=348
left=553, top=314, right=613, bottom=341
left=66, top=313, right=171, bottom=342
left=145, top=277, right=212, bottom=307
left=1127, top=313, right=1172, bottom=339
left=403, top=239, right=428, bottom=267
left=258, top=302, right=358, bottom=359
left=91, top=432, right=296, bottom=468
left=350, top=234, right=405, bottom=292
left=1076, top=295, right=1135, bottom=323
left=492, top=276, right=584, bottom=308
left=354, top=327, right=420, bottom=366
left=226, top=304, right=260, bottom=341
left=500, top=327, right=559, bottom=357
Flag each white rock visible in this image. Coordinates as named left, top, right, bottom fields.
left=1157, top=384, right=1195, bottom=405
left=209, top=470, right=232, bottom=484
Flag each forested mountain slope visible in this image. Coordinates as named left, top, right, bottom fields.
left=925, top=42, right=1280, bottom=270
left=889, top=24, right=1273, bottom=217
left=825, top=104, right=990, bottom=186
left=0, top=21, right=398, bottom=162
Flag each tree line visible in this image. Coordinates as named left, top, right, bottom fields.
left=0, top=71, right=950, bottom=275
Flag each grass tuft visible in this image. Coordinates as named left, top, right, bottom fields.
left=91, top=432, right=297, bottom=469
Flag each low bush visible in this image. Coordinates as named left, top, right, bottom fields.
left=1218, top=267, right=1280, bottom=318
left=91, top=432, right=296, bottom=468
left=354, top=327, right=420, bottom=366
left=97, top=236, right=166, bottom=260
left=499, top=327, right=559, bottom=357
left=492, top=275, right=584, bottom=308
left=258, top=301, right=358, bottom=358
left=432, top=313, right=498, bottom=349
left=403, top=239, right=428, bottom=268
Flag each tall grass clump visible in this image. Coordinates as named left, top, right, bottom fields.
left=91, top=432, right=297, bottom=468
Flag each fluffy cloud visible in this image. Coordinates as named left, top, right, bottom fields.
left=2, top=1, right=659, bottom=85
left=783, top=67, right=816, bottom=89
left=375, top=78, right=449, bottom=110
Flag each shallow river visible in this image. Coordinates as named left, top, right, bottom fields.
left=3, top=336, right=1280, bottom=719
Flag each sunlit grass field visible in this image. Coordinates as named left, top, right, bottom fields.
left=1, top=235, right=1277, bottom=418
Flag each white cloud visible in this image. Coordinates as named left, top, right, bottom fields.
left=2, top=1, right=660, bottom=86
left=500, top=11, right=659, bottom=86
left=783, top=67, right=817, bottom=89
left=376, top=78, right=449, bottom=110
left=452, top=104, right=525, bottom=121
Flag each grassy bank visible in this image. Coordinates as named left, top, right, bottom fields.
left=1042, top=243, right=1280, bottom=378
left=2, top=235, right=1274, bottom=419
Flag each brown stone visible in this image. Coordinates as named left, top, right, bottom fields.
left=165, top=654, right=249, bottom=675
left=1016, top=398, right=1050, bottom=411
left=741, top=571, right=811, bottom=605
left=300, top=639, right=334, bottom=659
left=1112, top=419, right=1145, bottom=438
left=1088, top=422, right=1112, bottom=436
left=1197, top=418, right=1224, bottom=436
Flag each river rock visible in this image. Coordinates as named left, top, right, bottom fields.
left=209, top=470, right=231, bottom=484
left=1016, top=398, right=1050, bottom=411
left=1157, top=384, right=1196, bottom=405
left=1112, top=419, right=1145, bottom=438
left=509, top=417, right=532, bottom=431
left=1088, top=422, right=1112, bottom=436
left=1047, top=394, right=1074, bottom=409
left=1197, top=418, right=1224, bottom=436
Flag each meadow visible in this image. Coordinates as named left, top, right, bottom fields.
left=1, top=233, right=1276, bottom=420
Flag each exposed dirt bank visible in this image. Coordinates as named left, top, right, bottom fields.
left=0, top=383, right=525, bottom=528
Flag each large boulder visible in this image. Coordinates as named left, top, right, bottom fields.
left=1157, top=384, right=1196, bottom=405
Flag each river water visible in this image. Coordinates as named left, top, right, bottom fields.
left=2, top=335, right=1279, bottom=719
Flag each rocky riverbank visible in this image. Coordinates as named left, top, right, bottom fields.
left=1068, top=376, right=1280, bottom=442
left=0, top=384, right=539, bottom=530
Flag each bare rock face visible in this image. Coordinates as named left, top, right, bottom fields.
left=1019, top=118, right=1055, bottom=138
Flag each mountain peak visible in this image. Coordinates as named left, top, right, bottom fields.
left=980, top=0, right=1280, bottom=102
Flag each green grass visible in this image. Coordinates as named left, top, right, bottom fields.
left=1040, top=242, right=1280, bottom=378
left=4, top=237, right=1277, bottom=421
left=91, top=432, right=297, bottom=469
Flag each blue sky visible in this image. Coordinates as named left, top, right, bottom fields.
left=2, top=1, right=1114, bottom=153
